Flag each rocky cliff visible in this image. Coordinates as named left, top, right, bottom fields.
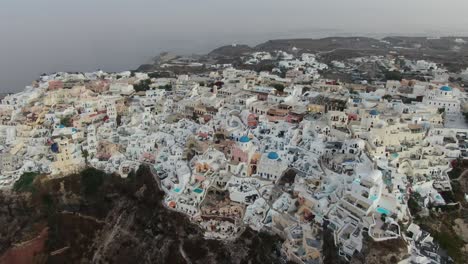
left=0, top=166, right=284, bottom=264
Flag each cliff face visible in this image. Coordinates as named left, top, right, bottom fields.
left=0, top=166, right=284, bottom=264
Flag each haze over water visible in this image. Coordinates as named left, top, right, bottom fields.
left=2, top=0, right=468, bottom=93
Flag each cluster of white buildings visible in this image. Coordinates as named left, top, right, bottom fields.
left=1, top=50, right=467, bottom=263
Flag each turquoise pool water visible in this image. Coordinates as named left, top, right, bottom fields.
left=384, top=178, right=392, bottom=186
left=370, top=195, right=378, bottom=201
left=376, top=207, right=391, bottom=215
left=173, top=187, right=181, bottom=193
left=435, top=194, right=443, bottom=201
left=193, top=188, right=203, bottom=194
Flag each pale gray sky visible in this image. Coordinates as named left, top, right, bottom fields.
left=1, top=0, right=468, bottom=92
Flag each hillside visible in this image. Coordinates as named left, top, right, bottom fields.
left=254, top=37, right=388, bottom=52
left=136, top=36, right=468, bottom=74
left=0, top=166, right=284, bottom=264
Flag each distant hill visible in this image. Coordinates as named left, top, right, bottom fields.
left=254, top=37, right=388, bottom=52
left=207, top=44, right=254, bottom=58
left=137, top=36, right=468, bottom=73
left=382, top=36, right=468, bottom=49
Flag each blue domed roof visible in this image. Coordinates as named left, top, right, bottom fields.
left=369, top=109, right=379, bottom=116
left=267, top=152, right=279, bottom=160
left=440, top=86, right=452, bottom=92
left=239, top=135, right=250, bottom=143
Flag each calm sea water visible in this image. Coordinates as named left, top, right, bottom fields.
left=1, top=28, right=466, bottom=94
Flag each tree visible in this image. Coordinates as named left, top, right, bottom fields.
left=272, top=83, right=285, bottom=93
left=349, top=88, right=359, bottom=95
left=60, top=116, right=73, bottom=127
left=116, top=114, right=122, bottom=127
left=81, top=147, right=89, bottom=165
left=13, top=172, right=39, bottom=193
left=408, top=192, right=422, bottom=215
left=134, top=79, right=152, bottom=92
left=462, top=112, right=468, bottom=125
left=380, top=213, right=387, bottom=222
left=385, top=70, right=402, bottom=81
left=148, top=72, right=160, bottom=78
left=382, top=94, right=392, bottom=101
left=159, top=84, right=172, bottom=91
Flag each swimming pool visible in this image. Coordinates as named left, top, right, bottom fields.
left=193, top=188, right=203, bottom=194
left=369, top=195, right=378, bottom=201
left=376, top=207, right=391, bottom=215
left=173, top=187, right=181, bottom=193
left=384, top=178, right=392, bottom=186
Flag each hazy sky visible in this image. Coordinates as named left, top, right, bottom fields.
left=1, top=0, right=468, bottom=92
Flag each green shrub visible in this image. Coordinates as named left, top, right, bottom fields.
left=158, top=84, right=172, bottom=91
left=434, top=230, right=464, bottom=263
left=385, top=71, right=402, bottom=81
left=134, top=79, right=152, bottom=92
left=408, top=192, right=422, bottom=215
left=60, top=116, right=73, bottom=127
left=448, top=167, right=462, bottom=180
left=382, top=94, right=392, bottom=100
left=13, top=172, right=39, bottom=192
left=80, top=168, right=107, bottom=195
left=272, top=83, right=285, bottom=92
